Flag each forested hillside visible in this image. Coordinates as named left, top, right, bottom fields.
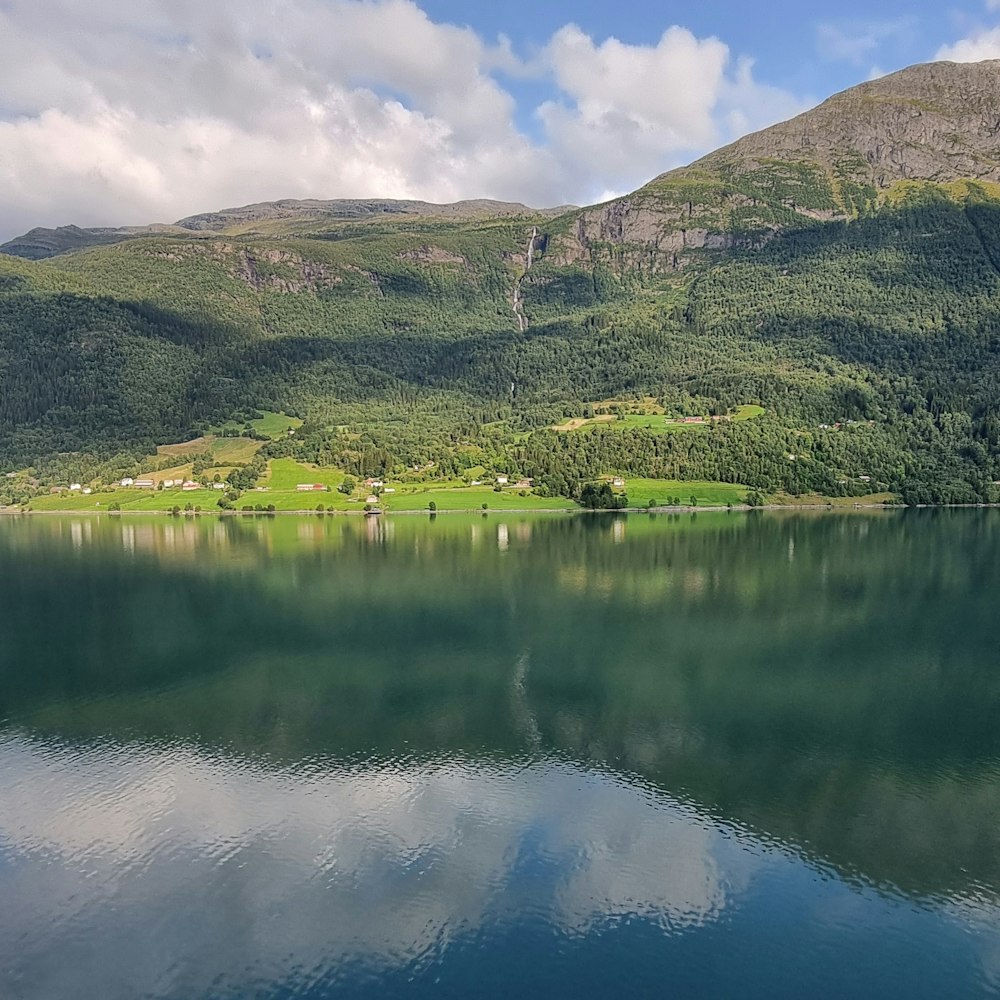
left=3, top=61, right=1000, bottom=507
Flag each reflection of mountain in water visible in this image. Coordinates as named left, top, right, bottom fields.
left=3, top=511, right=1000, bottom=907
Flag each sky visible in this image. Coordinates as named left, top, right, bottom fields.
left=2, top=0, right=1000, bottom=241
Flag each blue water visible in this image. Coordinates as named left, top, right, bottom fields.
left=1, top=510, right=999, bottom=998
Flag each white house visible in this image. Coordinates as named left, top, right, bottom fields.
left=612, top=477, right=625, bottom=488
left=365, top=494, right=380, bottom=504
left=82, top=488, right=93, bottom=495
left=213, top=483, right=227, bottom=490
left=69, top=483, right=82, bottom=491
left=383, top=487, right=396, bottom=494
left=120, top=478, right=134, bottom=487
left=495, top=475, right=509, bottom=486
left=163, top=479, right=176, bottom=488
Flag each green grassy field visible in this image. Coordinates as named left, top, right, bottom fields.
left=245, top=490, right=350, bottom=512
left=209, top=411, right=303, bottom=440
left=771, top=491, right=898, bottom=507
left=617, top=479, right=754, bottom=507
left=381, top=487, right=569, bottom=512
left=23, top=471, right=751, bottom=514
left=264, top=458, right=348, bottom=490
left=22, top=478, right=898, bottom=514
left=28, top=487, right=223, bottom=512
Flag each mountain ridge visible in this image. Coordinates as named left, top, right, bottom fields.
left=1, top=199, right=573, bottom=260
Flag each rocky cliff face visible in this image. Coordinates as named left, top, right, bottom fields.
left=555, top=60, right=1000, bottom=272
left=699, top=59, right=1000, bottom=187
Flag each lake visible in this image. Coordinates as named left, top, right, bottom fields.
left=2, top=510, right=1000, bottom=998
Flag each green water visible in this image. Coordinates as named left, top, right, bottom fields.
left=1, top=510, right=1000, bottom=998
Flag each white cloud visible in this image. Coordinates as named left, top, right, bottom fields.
left=0, top=1, right=805, bottom=240
left=936, top=27, right=1000, bottom=62
left=539, top=25, right=808, bottom=196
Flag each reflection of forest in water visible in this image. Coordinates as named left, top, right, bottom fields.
left=3, top=509, right=1000, bottom=903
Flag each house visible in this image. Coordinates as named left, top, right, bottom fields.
left=163, top=479, right=175, bottom=489
left=470, top=480, right=482, bottom=486
left=69, top=483, right=82, bottom=491
left=612, top=477, right=625, bottom=488
left=181, top=481, right=200, bottom=491
left=120, top=478, right=134, bottom=487
left=495, top=475, right=509, bottom=485
left=365, top=494, right=380, bottom=504
left=134, top=479, right=155, bottom=489
left=296, top=483, right=325, bottom=492
left=82, top=488, right=93, bottom=495
left=383, top=487, right=396, bottom=494
left=515, top=478, right=534, bottom=489
left=213, top=483, right=226, bottom=490
left=364, top=478, right=383, bottom=489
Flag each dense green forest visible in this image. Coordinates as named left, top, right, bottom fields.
left=2, top=180, right=1000, bottom=506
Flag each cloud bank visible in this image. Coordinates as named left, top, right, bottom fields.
left=0, top=0, right=805, bottom=239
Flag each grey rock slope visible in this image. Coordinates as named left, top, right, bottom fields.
left=556, top=60, right=1000, bottom=269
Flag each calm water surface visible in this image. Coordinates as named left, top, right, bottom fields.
left=2, top=510, right=1000, bottom=998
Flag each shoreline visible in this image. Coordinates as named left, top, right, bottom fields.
left=2, top=501, right=969, bottom=518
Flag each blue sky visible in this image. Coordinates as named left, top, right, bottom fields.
left=1, top=0, right=999, bottom=238
left=423, top=0, right=988, bottom=85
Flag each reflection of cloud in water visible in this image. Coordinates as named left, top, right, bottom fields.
left=0, top=735, right=744, bottom=999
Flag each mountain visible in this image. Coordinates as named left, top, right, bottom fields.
left=1, top=199, right=572, bottom=260
left=559, top=60, right=1000, bottom=268
left=174, top=197, right=573, bottom=232
left=2, top=59, right=1000, bottom=507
